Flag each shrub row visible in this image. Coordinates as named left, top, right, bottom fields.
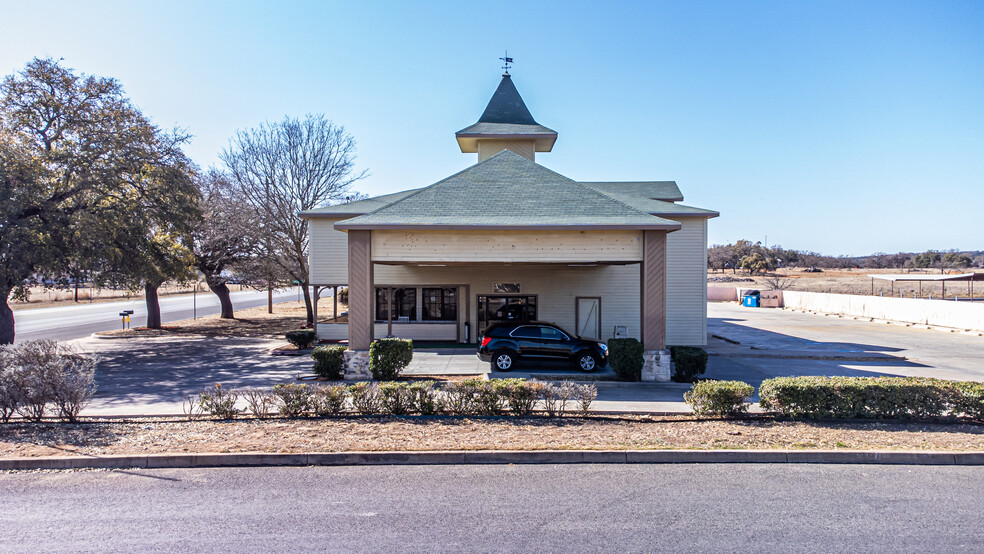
left=0, top=339, right=98, bottom=423
left=185, top=379, right=598, bottom=419
left=759, top=376, right=984, bottom=420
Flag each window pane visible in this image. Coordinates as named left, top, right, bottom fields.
left=511, top=326, right=540, bottom=339
left=423, top=287, right=457, bottom=321
left=540, top=326, right=565, bottom=340
left=375, top=288, right=389, bottom=321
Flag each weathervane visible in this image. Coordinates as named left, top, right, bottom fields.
left=500, top=51, right=513, bottom=74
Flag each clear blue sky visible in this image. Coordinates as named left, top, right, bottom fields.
left=3, top=0, right=982, bottom=256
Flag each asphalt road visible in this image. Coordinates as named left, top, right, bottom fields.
left=11, top=288, right=304, bottom=343
left=2, top=464, right=982, bottom=552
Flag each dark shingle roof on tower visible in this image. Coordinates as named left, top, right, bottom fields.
left=477, top=73, right=538, bottom=125
left=332, top=150, right=681, bottom=230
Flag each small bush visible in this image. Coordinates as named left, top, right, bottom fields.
left=574, top=384, right=598, bottom=416
left=182, top=393, right=204, bottom=421
left=410, top=381, right=441, bottom=415
left=379, top=382, right=416, bottom=415
left=241, top=388, right=276, bottom=418
left=441, top=380, right=479, bottom=415
left=273, top=383, right=313, bottom=417
left=504, top=379, right=538, bottom=417
left=285, top=330, right=317, bottom=350
left=312, top=345, right=346, bottom=380
left=200, top=384, right=241, bottom=419
left=670, top=346, right=708, bottom=383
left=369, top=339, right=413, bottom=381
left=475, top=380, right=510, bottom=415
left=0, top=340, right=98, bottom=423
left=349, top=382, right=382, bottom=415
left=954, top=381, right=984, bottom=420
left=684, top=380, right=754, bottom=416
left=608, top=338, right=643, bottom=382
left=758, top=376, right=966, bottom=420
left=312, top=385, right=348, bottom=416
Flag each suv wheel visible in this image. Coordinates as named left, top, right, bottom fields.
left=492, top=349, right=515, bottom=371
left=575, top=353, right=598, bottom=372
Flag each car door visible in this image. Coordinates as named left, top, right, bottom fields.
left=508, top=325, right=542, bottom=357
left=537, top=325, right=573, bottom=359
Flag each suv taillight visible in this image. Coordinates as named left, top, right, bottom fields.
left=480, top=336, right=491, bottom=349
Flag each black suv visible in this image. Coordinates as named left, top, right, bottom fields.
left=477, top=321, right=609, bottom=372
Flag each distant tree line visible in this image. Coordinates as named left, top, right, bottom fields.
left=708, top=240, right=982, bottom=275
left=0, top=58, right=366, bottom=343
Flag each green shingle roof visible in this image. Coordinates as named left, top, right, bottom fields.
left=333, top=150, right=682, bottom=230
left=299, top=189, right=422, bottom=218
left=582, top=183, right=718, bottom=217
left=477, top=73, right=538, bottom=125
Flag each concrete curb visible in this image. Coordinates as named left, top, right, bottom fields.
left=3, top=449, right=983, bottom=471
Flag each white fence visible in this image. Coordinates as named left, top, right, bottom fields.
left=781, top=290, right=984, bottom=333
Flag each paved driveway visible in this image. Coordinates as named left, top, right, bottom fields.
left=706, top=301, right=984, bottom=387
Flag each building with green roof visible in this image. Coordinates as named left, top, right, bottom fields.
left=300, top=71, right=718, bottom=380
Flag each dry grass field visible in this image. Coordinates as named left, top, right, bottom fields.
left=709, top=267, right=982, bottom=300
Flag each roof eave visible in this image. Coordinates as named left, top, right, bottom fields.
left=455, top=133, right=558, bottom=153
left=333, top=222, right=682, bottom=232
left=652, top=211, right=720, bottom=219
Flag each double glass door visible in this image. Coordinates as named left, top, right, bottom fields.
left=477, top=295, right=537, bottom=332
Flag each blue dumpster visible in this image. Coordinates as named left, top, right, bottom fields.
left=742, top=290, right=761, bottom=307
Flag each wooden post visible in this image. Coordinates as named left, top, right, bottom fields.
left=640, top=230, right=667, bottom=351
left=347, top=230, right=374, bottom=350
left=333, top=286, right=338, bottom=321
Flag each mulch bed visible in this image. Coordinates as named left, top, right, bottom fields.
left=1, top=415, right=983, bottom=458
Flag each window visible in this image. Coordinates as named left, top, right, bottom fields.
left=509, top=326, right=540, bottom=339
left=375, top=288, right=417, bottom=322
left=539, top=326, right=569, bottom=341
left=422, top=288, right=457, bottom=321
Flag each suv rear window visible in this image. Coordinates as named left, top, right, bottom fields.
left=539, top=326, right=568, bottom=341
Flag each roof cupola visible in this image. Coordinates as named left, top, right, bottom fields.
left=455, top=73, right=557, bottom=162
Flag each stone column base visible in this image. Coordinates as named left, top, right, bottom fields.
left=641, top=349, right=672, bottom=382
left=343, top=350, right=372, bottom=380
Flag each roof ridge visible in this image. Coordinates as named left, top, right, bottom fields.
left=570, top=181, right=671, bottom=221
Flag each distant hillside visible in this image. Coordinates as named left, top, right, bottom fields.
left=708, top=241, right=983, bottom=272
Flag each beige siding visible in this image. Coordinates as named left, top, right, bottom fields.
left=375, top=264, right=640, bottom=343
left=372, top=230, right=643, bottom=264
left=309, top=218, right=349, bottom=285
left=664, top=218, right=708, bottom=346
left=478, top=140, right=536, bottom=161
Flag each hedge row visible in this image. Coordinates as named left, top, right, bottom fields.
left=186, top=379, right=598, bottom=419
left=759, top=376, right=984, bottom=420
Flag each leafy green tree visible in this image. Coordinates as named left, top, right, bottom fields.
left=0, top=58, right=197, bottom=341
left=739, top=252, right=771, bottom=274
left=942, top=252, right=971, bottom=270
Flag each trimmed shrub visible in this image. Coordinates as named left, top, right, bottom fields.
left=200, top=384, right=241, bottom=419
left=670, top=346, right=708, bottom=383
left=379, top=382, right=416, bottom=415
left=273, top=383, right=313, bottom=417
left=369, top=339, right=413, bottom=381
left=442, top=380, right=479, bottom=415
left=285, top=330, right=317, bottom=350
left=954, top=381, right=984, bottom=420
left=0, top=366, right=17, bottom=423
left=312, top=385, right=348, bottom=416
left=684, top=380, right=754, bottom=416
left=608, top=338, right=643, bottom=382
left=410, top=381, right=441, bottom=415
left=759, top=376, right=964, bottom=420
left=475, top=380, right=511, bottom=415
left=348, top=382, right=382, bottom=415
left=241, top=388, right=276, bottom=418
left=504, top=379, right=538, bottom=417
left=312, top=345, right=346, bottom=380
left=537, top=382, right=576, bottom=417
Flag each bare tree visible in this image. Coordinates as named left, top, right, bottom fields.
left=763, top=275, right=793, bottom=290
left=189, top=169, right=261, bottom=318
left=221, top=115, right=367, bottom=325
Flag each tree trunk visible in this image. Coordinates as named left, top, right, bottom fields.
left=301, top=281, right=314, bottom=326
left=145, top=283, right=162, bottom=329
left=0, top=294, right=14, bottom=345
left=206, top=277, right=235, bottom=319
